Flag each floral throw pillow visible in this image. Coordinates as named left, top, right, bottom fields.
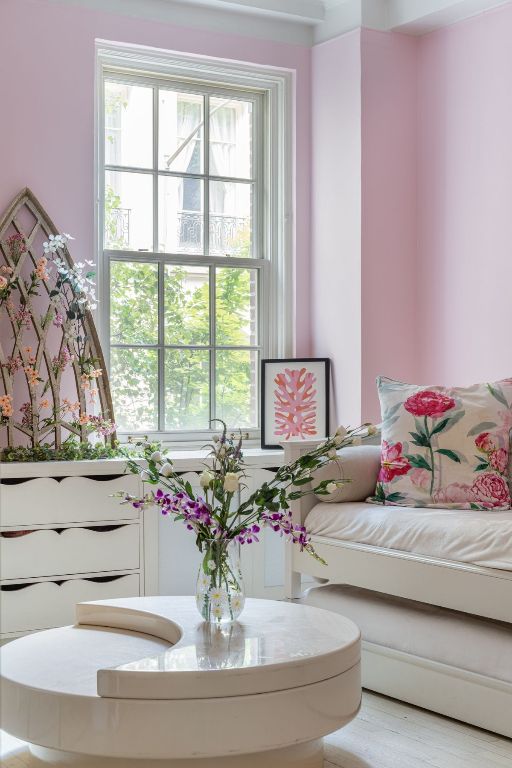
left=369, top=377, right=512, bottom=510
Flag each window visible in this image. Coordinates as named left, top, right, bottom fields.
left=100, top=71, right=271, bottom=437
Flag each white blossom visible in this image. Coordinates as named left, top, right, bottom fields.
left=199, top=470, right=214, bottom=489
left=223, top=472, right=239, bottom=493
left=160, top=462, right=174, bottom=478
left=326, top=482, right=338, bottom=494
left=150, top=451, right=163, bottom=463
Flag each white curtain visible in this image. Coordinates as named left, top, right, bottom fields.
left=210, top=105, right=235, bottom=213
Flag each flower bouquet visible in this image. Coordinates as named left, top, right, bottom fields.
left=120, top=420, right=376, bottom=624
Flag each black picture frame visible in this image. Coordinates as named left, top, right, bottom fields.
left=260, top=358, right=331, bottom=450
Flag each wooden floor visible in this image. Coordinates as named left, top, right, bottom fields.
left=1, top=691, right=511, bottom=767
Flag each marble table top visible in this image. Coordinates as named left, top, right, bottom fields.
left=2, top=596, right=360, bottom=700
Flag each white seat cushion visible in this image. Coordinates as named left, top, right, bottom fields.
left=303, top=584, right=512, bottom=684
left=305, top=501, right=512, bottom=570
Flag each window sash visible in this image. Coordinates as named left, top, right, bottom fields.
left=100, top=69, right=267, bottom=438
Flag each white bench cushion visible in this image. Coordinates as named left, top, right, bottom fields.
left=306, top=501, right=512, bottom=570
left=303, top=584, right=512, bottom=683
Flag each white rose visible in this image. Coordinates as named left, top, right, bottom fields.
left=367, top=424, right=378, bottom=436
left=160, top=462, right=174, bottom=478
left=335, top=425, right=347, bottom=437
left=326, top=482, right=338, bottom=494
left=334, top=434, right=344, bottom=447
left=217, top=445, right=226, bottom=458
left=199, top=470, right=214, bottom=489
left=327, top=448, right=338, bottom=459
left=150, top=451, right=163, bottom=463
left=223, top=472, right=239, bottom=493
left=351, top=436, right=362, bottom=446
left=213, top=435, right=220, bottom=443
left=140, top=469, right=151, bottom=482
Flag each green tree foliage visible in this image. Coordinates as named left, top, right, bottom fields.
left=109, top=256, right=256, bottom=433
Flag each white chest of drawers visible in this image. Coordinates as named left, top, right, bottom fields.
left=0, top=460, right=158, bottom=640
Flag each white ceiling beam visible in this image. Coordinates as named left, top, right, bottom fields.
left=191, top=0, right=326, bottom=22
left=387, top=0, right=512, bottom=34
left=45, top=0, right=512, bottom=45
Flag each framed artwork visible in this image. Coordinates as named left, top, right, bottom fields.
left=261, top=358, right=330, bottom=450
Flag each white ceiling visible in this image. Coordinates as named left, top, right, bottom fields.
left=49, top=0, right=512, bottom=45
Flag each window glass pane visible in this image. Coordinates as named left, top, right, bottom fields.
left=165, top=349, right=210, bottom=430
left=216, top=267, right=257, bottom=346
left=164, top=265, right=209, bottom=346
left=159, top=176, right=204, bottom=254
left=209, top=181, right=251, bottom=257
left=216, top=350, right=258, bottom=428
left=159, top=90, right=203, bottom=173
left=111, top=347, right=158, bottom=431
left=110, top=261, right=158, bottom=345
left=210, top=97, right=252, bottom=179
left=105, top=81, right=153, bottom=169
left=105, top=171, right=153, bottom=251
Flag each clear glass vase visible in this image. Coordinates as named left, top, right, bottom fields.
left=196, top=539, right=245, bottom=624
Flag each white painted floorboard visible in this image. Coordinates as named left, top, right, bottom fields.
left=1, top=691, right=511, bottom=767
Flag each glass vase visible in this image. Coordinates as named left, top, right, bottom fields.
left=196, top=539, right=245, bottom=624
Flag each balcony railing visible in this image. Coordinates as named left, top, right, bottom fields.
left=178, top=211, right=249, bottom=256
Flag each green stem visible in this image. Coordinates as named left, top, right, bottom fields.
left=425, top=416, right=435, bottom=495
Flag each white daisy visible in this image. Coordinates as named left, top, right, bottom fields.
left=208, top=587, right=227, bottom=606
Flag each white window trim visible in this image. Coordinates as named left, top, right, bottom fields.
left=94, top=40, right=294, bottom=444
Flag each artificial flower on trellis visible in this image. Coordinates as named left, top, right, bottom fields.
left=0, top=188, right=116, bottom=460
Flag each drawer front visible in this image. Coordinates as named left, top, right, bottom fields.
left=0, top=524, right=140, bottom=580
left=0, top=574, right=140, bottom=634
left=0, top=474, right=140, bottom=527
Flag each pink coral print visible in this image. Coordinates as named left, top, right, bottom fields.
left=471, top=473, right=510, bottom=508
left=273, top=368, right=318, bottom=439
left=379, top=441, right=411, bottom=483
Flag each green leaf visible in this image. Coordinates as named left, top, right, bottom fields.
left=405, top=454, right=432, bottom=471
left=386, top=492, right=405, bottom=503
left=293, top=476, right=313, bottom=486
left=409, top=432, right=430, bottom=447
left=442, top=409, right=466, bottom=432
left=467, top=421, right=498, bottom=437
left=436, top=448, right=461, bottom=463
left=430, top=418, right=450, bottom=436
left=487, top=384, right=509, bottom=408
left=474, top=462, right=489, bottom=471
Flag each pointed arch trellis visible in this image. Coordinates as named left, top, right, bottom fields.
left=0, top=188, right=116, bottom=450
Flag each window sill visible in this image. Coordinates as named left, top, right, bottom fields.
left=0, top=447, right=284, bottom=479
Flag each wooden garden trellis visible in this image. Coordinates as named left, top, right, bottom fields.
left=0, top=188, right=116, bottom=449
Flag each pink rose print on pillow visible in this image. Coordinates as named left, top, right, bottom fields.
left=409, top=468, right=430, bottom=490
left=475, top=432, right=500, bottom=453
left=378, top=441, right=411, bottom=483
left=403, top=389, right=458, bottom=496
left=471, top=472, right=510, bottom=508
left=489, top=448, right=508, bottom=475
left=404, top=390, right=456, bottom=418
left=433, top=483, right=476, bottom=505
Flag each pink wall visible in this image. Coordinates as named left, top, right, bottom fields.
left=0, top=0, right=311, bottom=353
left=311, top=30, right=362, bottom=428
left=311, top=28, right=418, bottom=426
left=361, top=29, right=418, bottom=422
left=417, top=4, right=512, bottom=385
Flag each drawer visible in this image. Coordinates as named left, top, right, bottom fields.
left=0, top=524, right=140, bottom=580
left=0, top=573, right=140, bottom=635
left=0, top=474, right=140, bottom=527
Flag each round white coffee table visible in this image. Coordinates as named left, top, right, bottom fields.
left=0, top=596, right=361, bottom=767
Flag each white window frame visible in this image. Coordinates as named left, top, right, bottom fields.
left=95, top=40, right=293, bottom=444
